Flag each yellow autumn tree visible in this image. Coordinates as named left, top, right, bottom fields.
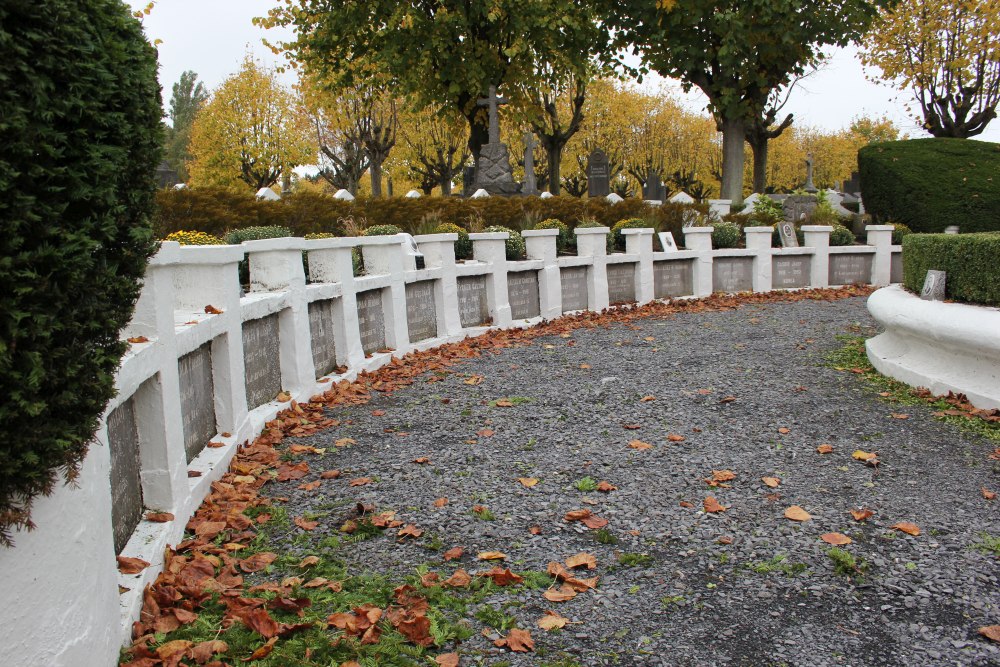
left=188, top=56, right=312, bottom=191
left=860, top=0, right=1000, bottom=138
left=394, top=102, right=470, bottom=196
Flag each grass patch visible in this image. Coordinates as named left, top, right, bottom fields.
left=593, top=528, right=618, bottom=545
left=574, top=476, right=598, bottom=492
left=617, top=552, right=653, bottom=567
left=741, top=554, right=808, bottom=576
left=973, top=532, right=1000, bottom=557
left=489, top=396, right=534, bottom=407
left=828, top=547, right=868, bottom=580
left=471, top=506, right=496, bottom=521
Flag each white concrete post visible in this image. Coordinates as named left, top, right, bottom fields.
left=623, top=228, right=655, bottom=305
left=744, top=227, right=774, bottom=293
left=802, top=225, right=833, bottom=289
left=305, top=238, right=365, bottom=368
left=866, top=224, right=895, bottom=286
left=415, top=233, right=463, bottom=337
left=470, top=232, right=512, bottom=327
left=522, top=229, right=561, bottom=318
left=172, top=245, right=247, bottom=436
left=683, top=227, right=714, bottom=297
left=360, top=238, right=410, bottom=350
left=575, top=227, right=610, bottom=311
left=245, top=238, right=315, bottom=391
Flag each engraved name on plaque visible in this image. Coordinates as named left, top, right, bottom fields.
left=178, top=342, right=216, bottom=462
left=308, top=299, right=339, bottom=377
left=772, top=256, right=810, bottom=289
left=654, top=260, right=694, bottom=299
left=243, top=314, right=282, bottom=410
left=356, top=289, right=387, bottom=354
left=405, top=281, right=438, bottom=342
left=560, top=267, right=589, bottom=313
left=507, top=271, right=541, bottom=320
left=108, top=394, right=143, bottom=554
left=458, top=276, right=489, bottom=327
left=607, top=263, right=636, bottom=304
left=829, top=254, right=873, bottom=286
left=712, top=257, right=754, bottom=292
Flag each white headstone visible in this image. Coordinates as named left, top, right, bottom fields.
left=657, top=232, right=678, bottom=253
left=944, top=225, right=960, bottom=234
left=743, top=193, right=760, bottom=208
left=405, top=190, right=422, bottom=199
left=539, top=191, right=554, bottom=199
left=669, top=191, right=695, bottom=204
left=605, top=193, right=624, bottom=204
left=470, top=188, right=491, bottom=199
left=256, top=187, right=281, bottom=201
left=333, top=189, right=356, bottom=201
left=920, top=270, right=946, bottom=300
left=644, top=199, right=663, bottom=207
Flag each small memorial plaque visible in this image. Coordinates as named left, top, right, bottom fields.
left=243, top=314, right=282, bottom=410
left=178, top=342, right=216, bottom=462
left=654, top=260, right=694, bottom=298
left=561, top=266, right=589, bottom=313
left=405, top=280, right=438, bottom=342
left=658, top=232, right=678, bottom=253
left=458, top=276, right=490, bottom=327
left=890, top=253, right=903, bottom=284
left=607, top=263, right=636, bottom=304
left=508, top=271, right=541, bottom=320
left=713, top=257, right=754, bottom=292
left=772, top=256, right=810, bottom=289
left=920, top=270, right=946, bottom=301
left=308, top=299, right=339, bottom=377
left=829, top=253, right=873, bottom=285
left=778, top=221, right=799, bottom=248
left=108, top=394, right=143, bottom=554
left=356, top=289, right=387, bottom=355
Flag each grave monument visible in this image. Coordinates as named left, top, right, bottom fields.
left=473, top=86, right=521, bottom=195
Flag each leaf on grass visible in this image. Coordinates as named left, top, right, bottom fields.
left=191, top=640, right=228, bottom=662
left=246, top=636, right=277, bottom=660
left=443, top=547, right=464, bottom=561
left=116, top=556, right=150, bottom=575
left=480, top=567, right=524, bottom=586
left=821, top=533, right=852, bottom=545
left=784, top=506, right=811, bottom=522
left=891, top=522, right=920, bottom=536
left=762, top=477, right=780, bottom=488
left=703, top=496, right=727, bottom=513
left=443, top=569, right=471, bottom=588
left=537, top=610, right=569, bottom=631
left=294, top=516, right=318, bottom=531
left=241, top=608, right=280, bottom=638
left=297, top=556, right=320, bottom=568
left=518, top=477, right=539, bottom=487
left=628, top=439, right=653, bottom=450
left=240, top=552, right=277, bottom=573
left=816, top=444, right=834, bottom=454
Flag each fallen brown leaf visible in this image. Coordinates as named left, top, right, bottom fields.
left=762, top=477, right=780, bottom=488
left=116, top=556, right=149, bottom=575
left=784, top=505, right=811, bottom=522
left=703, top=496, right=727, bottom=513
left=891, top=522, right=920, bottom=536
left=537, top=610, right=569, bottom=631
left=816, top=444, right=834, bottom=454
left=850, top=508, right=874, bottom=522
left=628, top=439, right=653, bottom=450
left=820, top=532, right=852, bottom=546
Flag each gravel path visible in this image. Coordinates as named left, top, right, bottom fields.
left=269, top=295, right=1000, bottom=667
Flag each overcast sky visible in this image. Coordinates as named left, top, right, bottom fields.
left=129, top=0, right=1000, bottom=144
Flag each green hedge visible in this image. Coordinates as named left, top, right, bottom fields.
left=859, top=138, right=1000, bottom=233
left=0, top=1, right=161, bottom=543
left=902, top=233, right=1000, bottom=306
left=154, top=188, right=706, bottom=244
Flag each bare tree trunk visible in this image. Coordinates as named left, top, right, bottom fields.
left=441, top=175, right=453, bottom=196
left=465, top=111, right=489, bottom=171
left=749, top=137, right=768, bottom=194
left=720, top=116, right=746, bottom=206
left=547, top=145, right=562, bottom=195
left=370, top=160, right=383, bottom=197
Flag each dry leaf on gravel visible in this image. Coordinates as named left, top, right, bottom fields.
left=784, top=506, right=811, bottom=521
left=443, top=547, right=464, bottom=561
left=703, top=497, right=727, bottom=513
left=433, top=497, right=448, bottom=508
left=565, top=553, right=597, bottom=570
left=628, top=439, right=653, bottom=450
left=477, top=551, right=507, bottom=561
left=518, top=477, right=539, bottom=487
left=543, top=585, right=578, bottom=602
left=820, top=533, right=852, bottom=545
left=537, top=610, right=570, bottom=631
left=982, top=488, right=996, bottom=500
left=597, top=480, right=617, bottom=492
left=762, top=477, right=780, bottom=488
left=494, top=628, right=534, bottom=652
left=667, top=434, right=686, bottom=442
left=891, top=522, right=920, bottom=536
left=435, top=654, right=460, bottom=667
left=979, top=626, right=1000, bottom=642
left=816, top=444, right=834, bottom=454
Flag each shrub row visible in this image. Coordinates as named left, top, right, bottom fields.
left=902, top=232, right=1000, bottom=306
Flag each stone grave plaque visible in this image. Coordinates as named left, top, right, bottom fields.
left=243, top=314, right=282, bottom=410
left=890, top=253, right=903, bottom=283
left=560, top=266, right=588, bottom=313
left=658, top=232, right=678, bottom=252
left=829, top=253, right=873, bottom=285
left=587, top=149, right=610, bottom=197
left=405, top=280, right=438, bottom=342
left=607, top=263, right=636, bottom=304
left=308, top=299, right=339, bottom=377
left=458, top=276, right=489, bottom=327
left=772, top=256, right=810, bottom=289
left=508, top=271, right=541, bottom=320
left=107, top=394, right=143, bottom=554
left=178, top=342, right=216, bottom=462
left=920, top=270, right=946, bottom=301
left=713, top=257, right=753, bottom=292
left=356, top=289, right=387, bottom=355
left=777, top=221, right=799, bottom=248
left=654, top=260, right=694, bottom=298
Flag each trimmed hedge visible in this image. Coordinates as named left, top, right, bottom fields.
left=859, top=138, right=1000, bottom=233
left=902, top=233, right=1000, bottom=306
left=0, top=2, right=161, bottom=543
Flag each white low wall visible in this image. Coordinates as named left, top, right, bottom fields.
left=867, top=285, right=1000, bottom=410
left=1, top=224, right=898, bottom=667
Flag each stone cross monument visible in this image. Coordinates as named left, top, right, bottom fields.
left=472, top=86, right=520, bottom=195
left=522, top=131, right=538, bottom=195
left=477, top=86, right=507, bottom=144
left=803, top=153, right=818, bottom=193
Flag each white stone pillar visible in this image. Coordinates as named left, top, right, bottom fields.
left=244, top=237, right=316, bottom=391
left=470, top=232, right=512, bottom=327
left=622, top=228, right=655, bottom=305
left=305, top=238, right=365, bottom=368
left=522, top=229, right=561, bottom=318
left=575, top=227, right=610, bottom=311
left=683, top=227, right=714, bottom=297
left=866, top=224, right=895, bottom=287
left=744, top=226, right=774, bottom=293
left=415, top=233, right=462, bottom=337
left=802, top=225, right=833, bottom=289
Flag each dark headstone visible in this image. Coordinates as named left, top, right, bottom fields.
left=843, top=171, right=861, bottom=195
left=783, top=195, right=817, bottom=225
left=777, top=220, right=800, bottom=248
left=560, top=267, right=588, bottom=313
left=108, top=394, right=143, bottom=554
left=462, top=165, right=476, bottom=197
left=243, top=314, right=282, bottom=410
left=920, top=270, right=946, bottom=300
left=178, top=342, right=216, bottom=462
left=308, top=299, right=339, bottom=377
left=356, top=289, right=387, bottom=354
left=155, top=160, right=180, bottom=189
left=772, top=256, right=810, bottom=289
left=713, top=257, right=754, bottom=292
left=642, top=170, right=663, bottom=201
left=803, top=154, right=818, bottom=193
left=607, top=263, right=637, bottom=304
left=473, top=86, right=519, bottom=195
left=507, top=271, right=541, bottom=320
left=458, top=276, right=490, bottom=327
left=654, top=260, right=694, bottom=299
left=828, top=253, right=874, bottom=285
left=587, top=149, right=610, bottom=198
left=405, top=280, right=438, bottom=342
